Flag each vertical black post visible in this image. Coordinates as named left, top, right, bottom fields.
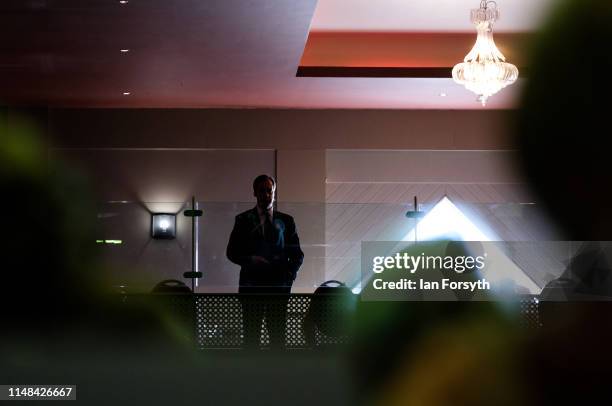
left=274, top=149, right=278, bottom=209
left=405, top=196, right=424, bottom=242
left=414, top=195, right=418, bottom=243
left=191, top=196, right=196, bottom=293
left=183, top=199, right=202, bottom=293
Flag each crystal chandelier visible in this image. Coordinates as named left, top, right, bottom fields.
left=452, top=1, right=518, bottom=106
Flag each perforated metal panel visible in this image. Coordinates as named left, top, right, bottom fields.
left=120, top=294, right=541, bottom=349
left=519, top=295, right=542, bottom=329
left=192, top=295, right=330, bottom=349
left=195, top=295, right=243, bottom=348
left=286, top=296, right=310, bottom=347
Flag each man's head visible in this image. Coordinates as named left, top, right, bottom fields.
left=253, top=174, right=276, bottom=210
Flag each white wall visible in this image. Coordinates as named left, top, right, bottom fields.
left=40, top=108, right=525, bottom=292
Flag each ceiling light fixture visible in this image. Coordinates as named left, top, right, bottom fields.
left=452, top=1, right=518, bottom=106
left=122, top=92, right=131, bottom=96
left=120, top=49, right=130, bottom=53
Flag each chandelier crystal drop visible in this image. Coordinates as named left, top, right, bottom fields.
left=452, top=1, right=518, bottom=106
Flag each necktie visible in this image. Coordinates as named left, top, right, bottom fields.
left=264, top=214, right=275, bottom=243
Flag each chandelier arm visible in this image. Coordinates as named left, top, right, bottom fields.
left=482, top=1, right=497, bottom=10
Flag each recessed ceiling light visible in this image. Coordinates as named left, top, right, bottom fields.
left=123, top=92, right=131, bottom=96
left=440, top=92, right=447, bottom=97
left=119, top=1, right=128, bottom=4
left=120, top=49, right=130, bottom=53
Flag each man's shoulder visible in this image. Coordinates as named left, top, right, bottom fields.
left=234, top=208, right=295, bottom=222
left=235, top=208, right=258, bottom=221
left=274, top=211, right=295, bottom=223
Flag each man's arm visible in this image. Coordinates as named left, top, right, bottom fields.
left=285, top=217, right=304, bottom=279
left=227, top=215, right=250, bottom=266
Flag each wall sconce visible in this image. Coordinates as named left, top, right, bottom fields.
left=151, top=213, right=176, bottom=239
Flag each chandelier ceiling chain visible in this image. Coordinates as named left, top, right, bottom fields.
left=452, top=0, right=519, bottom=106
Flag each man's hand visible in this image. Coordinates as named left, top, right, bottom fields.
left=251, top=256, right=270, bottom=265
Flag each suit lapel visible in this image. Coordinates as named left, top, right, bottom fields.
left=272, top=213, right=285, bottom=247
left=246, top=207, right=263, bottom=236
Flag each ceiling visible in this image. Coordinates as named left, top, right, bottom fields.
left=0, top=0, right=555, bottom=109
left=311, top=0, right=552, bottom=32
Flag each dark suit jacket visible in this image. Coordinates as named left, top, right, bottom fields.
left=227, top=207, right=304, bottom=293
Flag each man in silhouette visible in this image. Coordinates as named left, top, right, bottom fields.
left=227, top=174, right=304, bottom=349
